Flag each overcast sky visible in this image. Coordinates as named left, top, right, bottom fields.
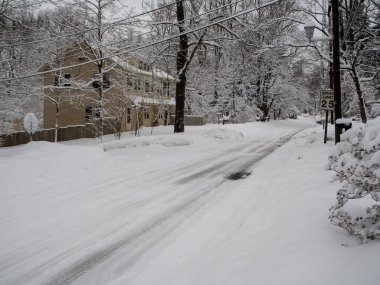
left=40, top=0, right=144, bottom=13
left=123, top=0, right=144, bottom=13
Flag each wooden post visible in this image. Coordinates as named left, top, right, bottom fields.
left=332, top=0, right=342, bottom=143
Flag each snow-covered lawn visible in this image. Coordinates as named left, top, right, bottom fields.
left=0, top=117, right=379, bottom=285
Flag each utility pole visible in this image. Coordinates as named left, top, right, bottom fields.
left=331, top=0, right=342, bottom=143
left=322, top=0, right=329, bottom=144
left=328, top=1, right=334, bottom=125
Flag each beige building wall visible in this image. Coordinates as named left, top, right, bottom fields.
left=42, top=44, right=175, bottom=133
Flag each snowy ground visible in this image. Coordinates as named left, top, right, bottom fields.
left=0, top=117, right=379, bottom=285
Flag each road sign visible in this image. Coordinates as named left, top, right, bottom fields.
left=320, top=90, right=334, bottom=111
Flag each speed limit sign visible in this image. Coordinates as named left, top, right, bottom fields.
left=320, top=90, right=334, bottom=111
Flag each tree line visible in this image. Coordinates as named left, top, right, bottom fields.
left=0, top=0, right=379, bottom=135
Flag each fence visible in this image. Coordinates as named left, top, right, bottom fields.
left=184, top=115, right=204, bottom=126
left=0, top=116, right=205, bottom=147
left=169, top=115, right=204, bottom=126
left=0, top=124, right=114, bottom=147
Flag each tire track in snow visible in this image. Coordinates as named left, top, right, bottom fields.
left=176, top=129, right=303, bottom=184
left=42, top=179, right=226, bottom=285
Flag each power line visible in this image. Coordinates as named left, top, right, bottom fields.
left=0, top=0, right=282, bottom=81
left=1, top=0, right=246, bottom=47
left=8, top=0, right=51, bottom=9
left=0, top=0, right=244, bottom=48
left=3, top=0, right=246, bottom=69
left=1, top=0, right=246, bottom=64
left=72, top=0, right=245, bottom=54
left=1, top=1, right=245, bottom=77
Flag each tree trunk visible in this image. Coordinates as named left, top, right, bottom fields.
left=174, top=0, right=188, bottom=133
left=350, top=66, right=368, bottom=123
left=55, top=103, right=60, bottom=143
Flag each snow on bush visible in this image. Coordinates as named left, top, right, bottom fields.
left=328, top=118, right=380, bottom=240
left=23, top=112, right=38, bottom=135
left=103, top=136, right=193, bottom=152
left=287, top=107, right=298, bottom=119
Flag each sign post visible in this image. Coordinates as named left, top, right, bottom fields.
left=320, top=90, right=334, bottom=143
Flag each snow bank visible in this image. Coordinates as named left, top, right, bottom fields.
left=102, top=136, right=193, bottom=152
left=4, top=118, right=378, bottom=285
left=200, top=127, right=244, bottom=141
left=329, top=117, right=380, bottom=240
left=103, top=125, right=245, bottom=152
left=161, top=137, right=192, bottom=147
left=0, top=141, right=114, bottom=192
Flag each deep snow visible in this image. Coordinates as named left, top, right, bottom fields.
left=0, top=117, right=379, bottom=285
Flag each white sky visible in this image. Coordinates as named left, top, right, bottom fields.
left=39, top=0, right=144, bottom=13
left=123, top=0, right=144, bottom=13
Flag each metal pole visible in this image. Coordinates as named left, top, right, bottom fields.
left=332, top=0, right=342, bottom=143
left=324, top=110, right=328, bottom=143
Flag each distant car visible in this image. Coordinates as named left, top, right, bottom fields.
left=315, top=116, right=324, bottom=124
left=288, top=111, right=297, bottom=119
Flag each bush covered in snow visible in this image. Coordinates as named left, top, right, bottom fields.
left=23, top=113, right=38, bottom=135
left=288, top=107, right=298, bottom=119
left=329, top=118, right=380, bottom=240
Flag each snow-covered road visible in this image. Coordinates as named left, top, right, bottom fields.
left=44, top=130, right=304, bottom=285
left=1, top=118, right=379, bottom=285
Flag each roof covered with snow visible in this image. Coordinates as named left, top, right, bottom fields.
left=115, top=59, right=175, bottom=81
left=130, top=95, right=175, bottom=106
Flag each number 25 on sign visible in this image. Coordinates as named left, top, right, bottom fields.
left=320, top=90, right=334, bottom=111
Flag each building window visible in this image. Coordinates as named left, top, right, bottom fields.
left=158, top=110, right=164, bottom=119
left=138, top=61, right=151, bottom=71
left=95, top=106, right=101, bottom=118
left=54, top=74, right=60, bottom=86
left=54, top=73, right=73, bottom=87
left=134, top=79, right=141, bottom=90
left=144, top=107, right=150, bottom=120
left=156, top=84, right=162, bottom=94
left=103, top=72, right=110, bottom=89
left=145, top=81, right=150, bottom=92
left=139, top=61, right=148, bottom=71
left=127, top=76, right=133, bottom=89
left=85, top=106, right=93, bottom=119
left=92, top=73, right=110, bottom=89
left=78, top=51, right=85, bottom=62
left=163, top=81, right=169, bottom=95
left=63, top=73, right=72, bottom=87
left=126, top=108, right=131, bottom=123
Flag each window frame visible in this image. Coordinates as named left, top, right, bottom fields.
left=163, top=81, right=170, bottom=96
left=126, top=108, right=131, bottom=123
left=145, top=81, right=151, bottom=93
left=144, top=107, right=150, bottom=120
left=85, top=106, right=93, bottom=119
left=63, top=73, right=72, bottom=87
left=134, top=78, right=141, bottom=90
